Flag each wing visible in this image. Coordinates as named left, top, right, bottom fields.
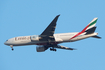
left=39, top=15, right=60, bottom=41
left=55, top=45, right=76, bottom=50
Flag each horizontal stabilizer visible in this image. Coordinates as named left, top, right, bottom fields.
left=92, top=36, right=101, bottom=39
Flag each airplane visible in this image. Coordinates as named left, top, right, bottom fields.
left=4, top=15, right=101, bottom=52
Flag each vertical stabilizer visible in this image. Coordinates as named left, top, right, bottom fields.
left=70, top=18, right=98, bottom=39
left=86, top=18, right=98, bottom=31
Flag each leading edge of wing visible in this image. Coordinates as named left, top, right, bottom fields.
left=40, top=15, right=60, bottom=36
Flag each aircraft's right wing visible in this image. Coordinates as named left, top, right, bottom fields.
left=39, top=15, right=60, bottom=42
left=55, top=45, right=76, bottom=50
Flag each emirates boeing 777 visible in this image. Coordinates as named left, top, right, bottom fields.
left=4, top=15, right=101, bottom=52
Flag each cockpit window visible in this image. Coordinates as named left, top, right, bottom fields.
left=6, top=40, right=8, bottom=41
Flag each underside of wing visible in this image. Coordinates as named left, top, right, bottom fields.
left=55, top=45, right=76, bottom=50
left=39, top=15, right=60, bottom=42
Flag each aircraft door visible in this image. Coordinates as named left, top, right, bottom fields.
left=31, top=35, right=39, bottom=41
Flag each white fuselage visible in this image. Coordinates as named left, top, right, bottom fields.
left=4, top=32, right=98, bottom=46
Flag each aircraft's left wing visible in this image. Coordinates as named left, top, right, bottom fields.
left=55, top=45, right=76, bottom=50
left=39, top=15, right=60, bottom=41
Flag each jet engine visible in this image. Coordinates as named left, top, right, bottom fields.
left=36, top=45, right=46, bottom=52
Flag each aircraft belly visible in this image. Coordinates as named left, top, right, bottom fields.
left=12, top=40, right=31, bottom=46
left=13, top=40, right=50, bottom=46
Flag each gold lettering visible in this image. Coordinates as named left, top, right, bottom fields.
left=15, top=37, right=30, bottom=41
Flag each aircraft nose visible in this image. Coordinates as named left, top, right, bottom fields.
left=4, top=41, right=7, bottom=45
left=4, top=40, right=8, bottom=45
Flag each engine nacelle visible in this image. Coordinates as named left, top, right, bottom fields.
left=36, top=45, right=46, bottom=52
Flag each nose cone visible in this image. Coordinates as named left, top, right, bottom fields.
left=4, top=41, right=8, bottom=45
left=4, top=40, right=10, bottom=45
left=4, top=38, right=15, bottom=46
